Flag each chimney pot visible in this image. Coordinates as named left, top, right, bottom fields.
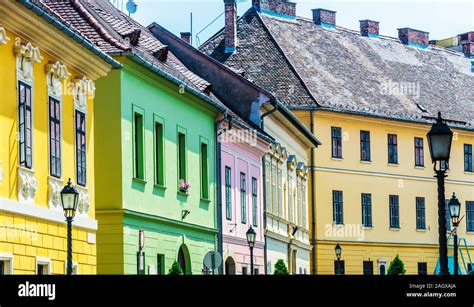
left=224, top=0, right=237, bottom=53
left=398, top=28, right=430, bottom=48
left=359, top=20, right=379, bottom=38
left=312, top=8, right=336, bottom=29
left=180, top=32, right=191, bottom=44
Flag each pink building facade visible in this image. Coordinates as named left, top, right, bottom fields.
left=220, top=127, right=269, bottom=275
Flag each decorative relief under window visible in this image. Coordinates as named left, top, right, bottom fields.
left=14, top=40, right=43, bottom=83
left=76, top=187, right=91, bottom=216
left=48, top=177, right=63, bottom=210
left=73, top=76, right=95, bottom=113
left=0, top=26, right=9, bottom=45
left=45, top=61, right=70, bottom=98
left=18, top=167, right=37, bottom=203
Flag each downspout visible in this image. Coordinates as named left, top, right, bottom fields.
left=215, top=111, right=231, bottom=274
left=259, top=101, right=276, bottom=275
left=310, top=110, right=317, bottom=275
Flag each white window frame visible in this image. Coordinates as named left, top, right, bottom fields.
left=35, top=257, right=51, bottom=275
left=0, top=252, right=14, bottom=274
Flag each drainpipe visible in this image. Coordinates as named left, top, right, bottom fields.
left=215, top=111, right=232, bottom=274
left=310, top=110, right=317, bottom=275
left=260, top=101, right=278, bottom=130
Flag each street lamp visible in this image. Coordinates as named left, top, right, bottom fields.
left=448, top=193, right=461, bottom=275
left=246, top=226, right=256, bottom=275
left=335, top=243, right=342, bottom=261
left=427, top=112, right=453, bottom=275
left=335, top=243, right=342, bottom=275
left=60, top=178, right=79, bottom=275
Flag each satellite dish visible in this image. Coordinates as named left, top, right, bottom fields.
left=126, top=0, right=138, bottom=15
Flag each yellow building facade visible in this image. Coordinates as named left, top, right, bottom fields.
left=295, top=110, right=474, bottom=275
left=0, top=1, right=117, bottom=274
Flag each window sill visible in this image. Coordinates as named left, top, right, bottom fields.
left=177, top=190, right=189, bottom=197
left=464, top=171, right=474, bottom=175
left=332, top=223, right=344, bottom=227
left=416, top=228, right=427, bottom=232
left=387, top=163, right=399, bottom=167
left=414, top=165, right=425, bottom=169
left=153, top=184, right=166, bottom=190
left=465, top=231, right=474, bottom=234
left=200, top=198, right=211, bottom=203
left=331, top=157, right=343, bottom=161
left=360, top=160, right=372, bottom=164
left=132, top=177, right=147, bottom=185
left=389, top=227, right=401, bottom=231
left=363, top=226, right=373, bottom=230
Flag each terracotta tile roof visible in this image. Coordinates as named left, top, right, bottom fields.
left=200, top=9, right=474, bottom=128
left=41, top=0, right=212, bottom=94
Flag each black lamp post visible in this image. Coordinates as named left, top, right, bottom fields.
left=60, top=178, right=79, bottom=275
left=246, top=226, right=256, bottom=275
left=335, top=243, right=342, bottom=275
left=427, top=112, right=453, bottom=276
left=448, top=193, right=461, bottom=275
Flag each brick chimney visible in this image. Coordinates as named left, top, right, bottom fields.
left=252, top=0, right=296, bottom=19
left=398, top=28, right=430, bottom=48
left=180, top=32, right=191, bottom=44
left=224, top=0, right=237, bottom=53
left=359, top=20, right=379, bottom=38
left=312, top=8, right=336, bottom=29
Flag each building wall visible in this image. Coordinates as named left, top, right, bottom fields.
left=95, top=59, right=220, bottom=274
left=0, top=27, right=100, bottom=274
left=294, top=109, right=474, bottom=274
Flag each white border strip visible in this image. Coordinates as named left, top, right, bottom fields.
left=0, top=197, right=97, bottom=230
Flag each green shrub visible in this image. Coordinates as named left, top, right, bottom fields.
left=273, top=259, right=289, bottom=275
left=168, top=261, right=183, bottom=275
left=387, top=254, right=406, bottom=275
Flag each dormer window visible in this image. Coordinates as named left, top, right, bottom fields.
left=122, top=28, right=141, bottom=46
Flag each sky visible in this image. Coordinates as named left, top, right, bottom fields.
left=113, top=0, right=473, bottom=47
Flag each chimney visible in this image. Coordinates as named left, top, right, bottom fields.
left=180, top=32, right=191, bottom=44
left=458, top=31, right=474, bottom=45
left=224, top=0, right=237, bottom=53
left=252, top=0, right=296, bottom=20
left=312, top=8, right=336, bottom=29
left=359, top=20, right=379, bottom=38
left=398, top=28, right=430, bottom=49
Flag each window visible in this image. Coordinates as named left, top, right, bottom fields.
left=75, top=111, right=87, bottom=186
left=264, top=159, right=271, bottom=213
left=157, top=254, right=165, bottom=275
left=414, top=137, right=424, bottom=167
left=297, top=178, right=302, bottom=225
left=200, top=141, right=209, bottom=199
left=418, top=262, right=427, bottom=275
left=362, top=193, right=372, bottom=227
left=277, top=169, right=282, bottom=216
left=18, top=81, right=33, bottom=169
left=288, top=176, right=293, bottom=223
left=465, top=144, right=473, bottom=172
left=242, top=266, right=248, bottom=275
left=360, top=131, right=371, bottom=161
left=388, top=134, right=398, bottom=164
left=363, top=261, right=373, bottom=275
left=331, top=127, right=342, bottom=158
left=225, top=167, right=232, bottom=220
left=252, top=177, right=258, bottom=227
left=49, top=97, right=61, bottom=178
left=133, top=112, right=144, bottom=179
left=389, top=195, right=399, bottom=228
left=466, top=201, right=474, bottom=232
left=416, top=197, right=426, bottom=230
left=333, top=190, right=343, bottom=225
left=36, top=258, right=50, bottom=275
left=177, top=131, right=186, bottom=182
left=302, top=183, right=307, bottom=229
left=0, top=254, right=13, bottom=275
left=445, top=199, right=451, bottom=232
left=254, top=268, right=259, bottom=275
left=240, top=173, right=246, bottom=224
left=334, top=260, right=345, bottom=275
left=271, top=163, right=277, bottom=214
left=0, top=261, right=4, bottom=275
left=154, top=119, right=164, bottom=186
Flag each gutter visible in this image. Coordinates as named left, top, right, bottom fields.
left=310, top=110, right=317, bottom=275
left=19, top=0, right=122, bottom=69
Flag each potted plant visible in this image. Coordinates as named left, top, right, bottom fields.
left=178, top=179, right=191, bottom=193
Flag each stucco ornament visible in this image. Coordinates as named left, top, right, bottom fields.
left=18, top=168, right=38, bottom=203
left=46, top=61, right=70, bottom=97
left=77, top=187, right=90, bottom=216
left=73, top=76, right=95, bottom=113
left=296, top=162, right=308, bottom=179
left=0, top=26, right=10, bottom=45
left=14, top=40, right=43, bottom=83
left=48, top=177, right=63, bottom=210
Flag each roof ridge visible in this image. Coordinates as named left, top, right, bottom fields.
left=70, top=0, right=130, bottom=51
left=254, top=10, right=321, bottom=107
